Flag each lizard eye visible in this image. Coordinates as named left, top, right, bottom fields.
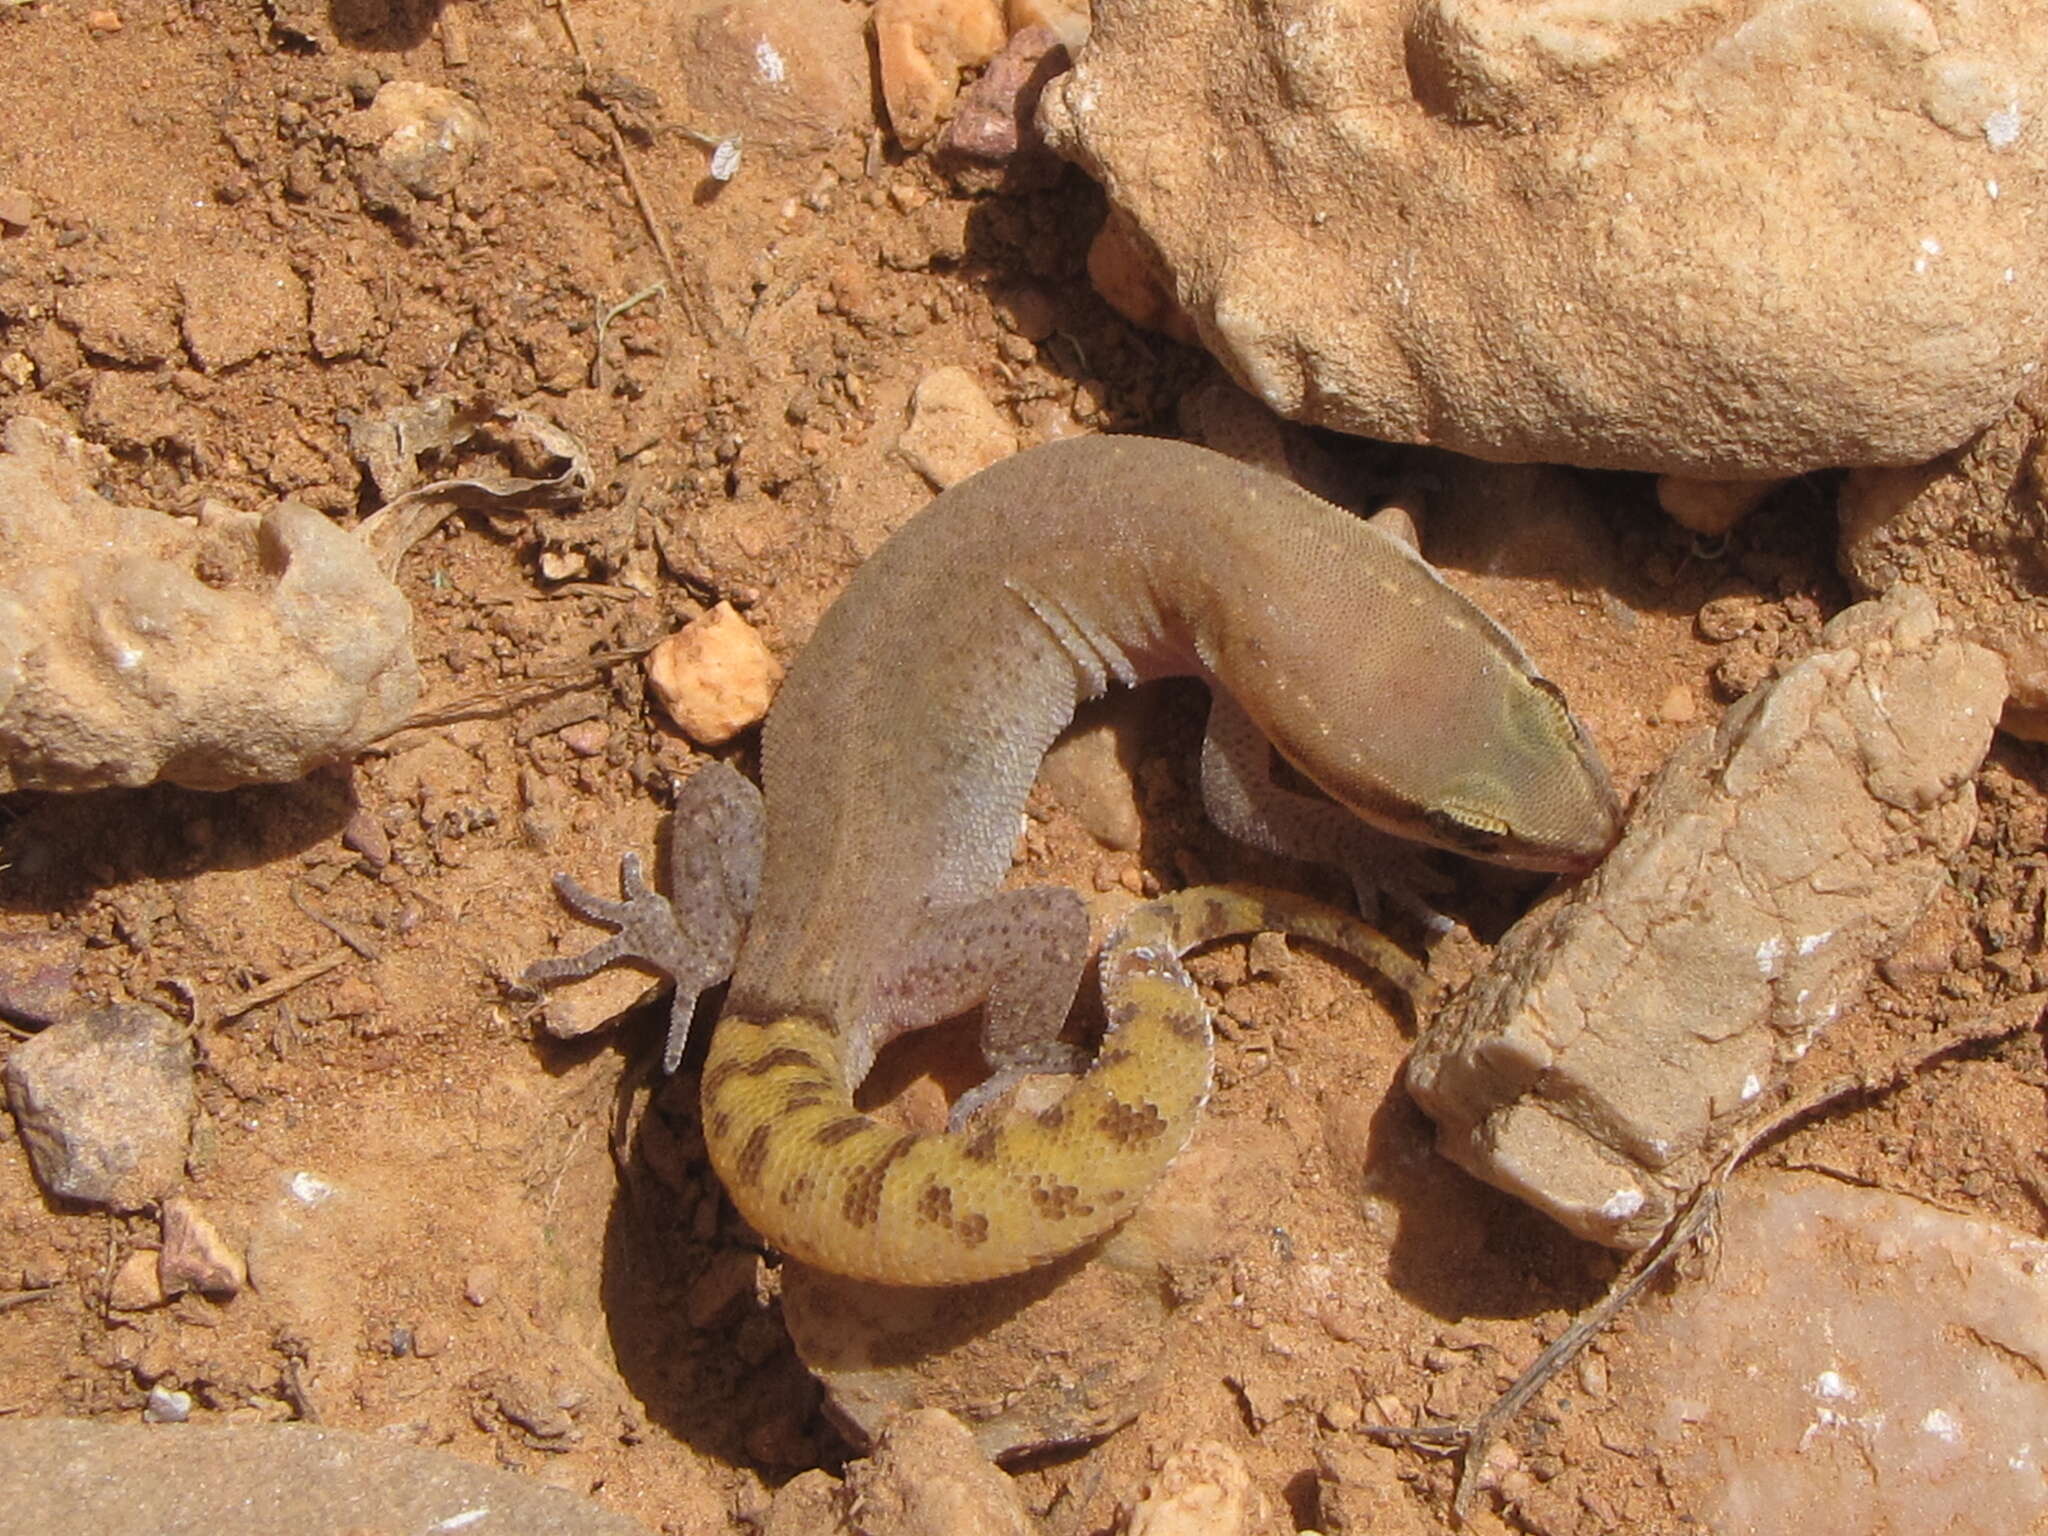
left=1425, top=805, right=1510, bottom=853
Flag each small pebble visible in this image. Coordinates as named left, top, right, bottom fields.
left=356, top=81, right=490, bottom=200
left=463, top=1265, right=497, bottom=1307
left=0, top=187, right=33, bottom=231
left=108, top=1249, right=166, bottom=1312
left=1125, top=1440, right=1261, bottom=1536
left=489, top=1374, right=576, bottom=1441
left=997, top=286, right=1058, bottom=346
left=1037, top=712, right=1143, bottom=851
left=1654, top=683, right=1698, bottom=724
left=933, top=24, right=1071, bottom=190
left=1697, top=594, right=1766, bottom=642
left=872, top=0, right=1005, bottom=148
left=337, top=811, right=389, bottom=872
left=537, top=547, right=589, bottom=582
left=535, top=963, right=657, bottom=1042
left=1657, top=474, right=1778, bottom=537
left=143, top=1384, right=193, bottom=1423
left=558, top=719, right=610, bottom=758
left=158, top=1195, right=247, bottom=1299
left=3, top=1004, right=195, bottom=1210
left=897, top=365, right=1018, bottom=489
left=644, top=602, right=784, bottom=747
left=1247, top=931, right=1293, bottom=979
left=1577, top=1351, right=1610, bottom=1398
left=19, top=1246, right=66, bottom=1290
left=86, top=8, right=123, bottom=30
left=0, top=931, right=81, bottom=1029
left=842, top=1409, right=1035, bottom=1532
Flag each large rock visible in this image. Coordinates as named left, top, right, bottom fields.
left=1408, top=589, right=2006, bottom=1246
left=0, top=417, right=419, bottom=791
left=1039, top=0, right=2048, bottom=477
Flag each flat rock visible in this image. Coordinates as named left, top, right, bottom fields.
left=0, top=930, right=81, bottom=1029
left=1040, top=0, right=2048, bottom=477
left=1625, top=1171, right=2048, bottom=1532
left=3, top=1003, right=193, bottom=1211
left=0, top=1419, right=651, bottom=1535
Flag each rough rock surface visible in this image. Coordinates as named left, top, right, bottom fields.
left=1626, top=1172, right=2048, bottom=1534
left=1039, top=0, right=2048, bottom=477
left=760, top=1410, right=1040, bottom=1534
left=347, top=82, right=489, bottom=200
left=0, top=1419, right=652, bottom=1535
left=1839, top=365, right=2048, bottom=739
left=3, top=1003, right=194, bottom=1211
left=1408, top=588, right=2006, bottom=1247
left=0, top=417, right=419, bottom=791
left=843, top=1409, right=1039, bottom=1536
left=1125, top=1440, right=1263, bottom=1536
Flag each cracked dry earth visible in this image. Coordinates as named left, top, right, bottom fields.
left=3, top=2, right=2047, bottom=1533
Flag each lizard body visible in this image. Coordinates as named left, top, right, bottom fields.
left=528, top=435, right=1620, bottom=1285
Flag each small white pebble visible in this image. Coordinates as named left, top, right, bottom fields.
left=144, top=1385, right=193, bottom=1423
left=288, top=1172, right=335, bottom=1204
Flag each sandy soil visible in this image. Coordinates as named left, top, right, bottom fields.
left=2, top=2, right=2044, bottom=1532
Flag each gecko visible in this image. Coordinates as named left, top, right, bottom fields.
left=524, top=434, right=1622, bottom=1286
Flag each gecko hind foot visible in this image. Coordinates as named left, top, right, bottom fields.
left=523, top=852, right=719, bottom=1072
left=524, top=762, right=765, bottom=1072
left=946, top=1040, right=1092, bottom=1133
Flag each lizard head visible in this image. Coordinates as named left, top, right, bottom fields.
left=1221, top=534, right=1624, bottom=875
left=1395, top=670, right=1623, bottom=873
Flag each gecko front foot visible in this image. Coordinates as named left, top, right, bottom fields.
left=524, top=762, right=765, bottom=1071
